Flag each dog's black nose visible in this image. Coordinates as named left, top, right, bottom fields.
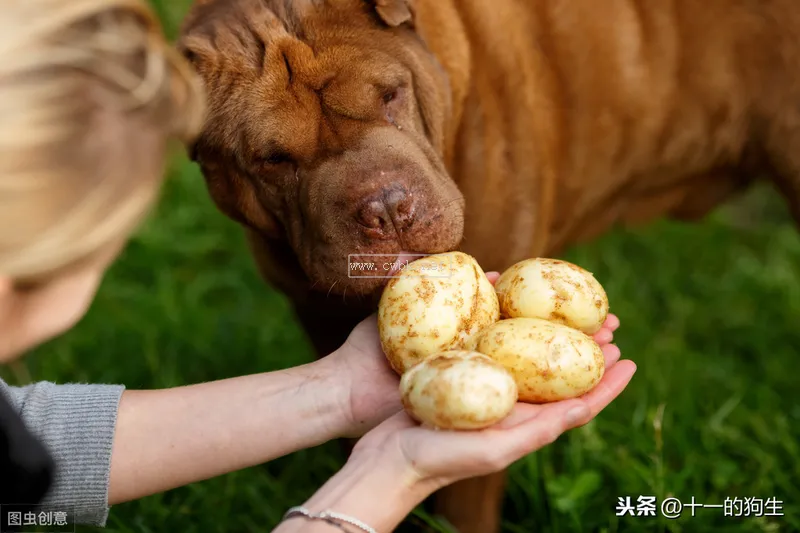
left=355, top=184, right=416, bottom=236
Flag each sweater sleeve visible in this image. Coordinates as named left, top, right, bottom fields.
left=0, top=377, right=125, bottom=527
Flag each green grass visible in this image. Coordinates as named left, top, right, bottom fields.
left=4, top=1, right=800, bottom=531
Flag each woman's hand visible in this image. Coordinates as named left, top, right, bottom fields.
left=351, top=347, right=636, bottom=492
left=278, top=328, right=634, bottom=533
left=325, top=313, right=407, bottom=437
left=326, top=271, right=623, bottom=438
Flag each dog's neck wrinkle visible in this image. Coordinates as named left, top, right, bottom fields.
left=414, top=1, right=472, bottom=176
left=415, top=0, right=560, bottom=262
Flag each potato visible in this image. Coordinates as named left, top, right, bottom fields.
left=494, top=258, right=609, bottom=335
left=476, top=317, right=604, bottom=403
left=378, top=251, right=500, bottom=374
left=400, top=351, right=518, bottom=430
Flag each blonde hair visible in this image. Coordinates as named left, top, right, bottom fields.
left=0, top=0, right=206, bottom=282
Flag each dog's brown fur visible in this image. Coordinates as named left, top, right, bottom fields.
left=178, top=0, right=800, bottom=531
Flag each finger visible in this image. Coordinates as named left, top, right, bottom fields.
left=497, top=346, right=623, bottom=430
left=422, top=398, right=585, bottom=476
left=490, top=403, right=544, bottom=429
left=345, top=313, right=383, bottom=353
left=572, top=360, right=636, bottom=426
left=493, top=399, right=590, bottom=461
left=375, top=410, right=420, bottom=433
left=355, top=313, right=379, bottom=331
left=485, top=271, right=501, bottom=285
left=486, top=344, right=622, bottom=430
left=592, top=327, right=613, bottom=345
left=604, top=314, right=621, bottom=332
left=413, top=363, right=634, bottom=479
left=602, top=343, right=621, bottom=367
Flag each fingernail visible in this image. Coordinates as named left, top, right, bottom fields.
left=566, top=405, right=590, bottom=427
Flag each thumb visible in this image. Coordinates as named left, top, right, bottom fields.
left=362, top=410, right=418, bottom=440
left=508, top=401, right=590, bottom=453
left=479, top=400, right=589, bottom=470
left=344, top=313, right=382, bottom=353
left=352, top=411, right=417, bottom=456
left=414, top=400, right=588, bottom=483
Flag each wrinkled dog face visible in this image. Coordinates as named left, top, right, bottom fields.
left=178, top=0, right=464, bottom=296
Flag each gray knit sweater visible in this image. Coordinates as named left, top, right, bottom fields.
left=0, top=377, right=125, bottom=527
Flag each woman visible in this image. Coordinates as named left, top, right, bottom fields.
left=0, top=0, right=636, bottom=530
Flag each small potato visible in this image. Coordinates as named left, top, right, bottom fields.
left=495, top=258, right=609, bottom=335
left=400, top=350, right=518, bottom=430
left=378, top=251, right=500, bottom=374
left=476, top=318, right=605, bottom=403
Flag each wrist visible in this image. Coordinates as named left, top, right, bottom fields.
left=322, top=347, right=403, bottom=439
left=276, top=443, right=433, bottom=533
left=305, top=356, right=359, bottom=440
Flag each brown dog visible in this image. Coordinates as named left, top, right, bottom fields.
left=177, top=0, right=800, bottom=531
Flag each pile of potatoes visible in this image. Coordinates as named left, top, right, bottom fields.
left=377, top=252, right=609, bottom=430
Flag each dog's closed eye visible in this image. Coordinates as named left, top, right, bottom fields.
left=379, top=82, right=406, bottom=105
left=382, top=89, right=398, bottom=104
left=380, top=85, right=407, bottom=127
left=255, top=151, right=293, bottom=167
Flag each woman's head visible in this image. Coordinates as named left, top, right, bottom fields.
left=0, top=0, right=206, bottom=361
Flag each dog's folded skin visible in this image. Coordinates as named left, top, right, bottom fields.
left=178, top=0, right=800, bottom=531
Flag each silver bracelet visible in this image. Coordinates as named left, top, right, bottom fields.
left=281, top=506, right=377, bottom=533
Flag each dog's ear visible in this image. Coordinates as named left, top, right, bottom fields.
left=371, top=0, right=415, bottom=28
